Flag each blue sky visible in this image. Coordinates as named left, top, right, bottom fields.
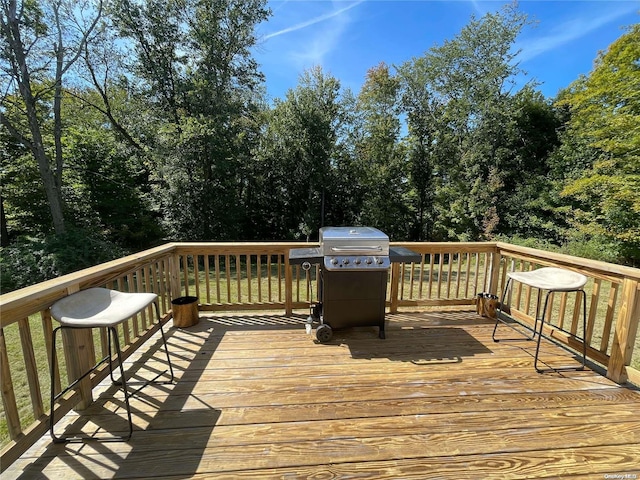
left=253, top=0, right=639, bottom=102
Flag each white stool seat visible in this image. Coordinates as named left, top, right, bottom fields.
left=507, top=267, right=587, bottom=292
left=51, top=288, right=157, bottom=327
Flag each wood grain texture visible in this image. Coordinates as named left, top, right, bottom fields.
left=3, top=310, right=640, bottom=479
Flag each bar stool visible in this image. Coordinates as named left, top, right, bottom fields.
left=49, top=288, right=175, bottom=442
left=492, top=267, right=588, bottom=373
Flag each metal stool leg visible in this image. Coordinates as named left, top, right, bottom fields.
left=110, top=327, right=133, bottom=440
left=493, top=278, right=536, bottom=342
left=50, top=326, right=134, bottom=442
left=155, top=301, right=175, bottom=383
left=534, top=289, right=587, bottom=373
left=50, top=305, right=174, bottom=442
left=115, top=303, right=175, bottom=397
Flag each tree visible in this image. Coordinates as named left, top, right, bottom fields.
left=111, top=0, right=271, bottom=241
left=397, top=58, right=443, bottom=240
left=404, top=3, right=529, bottom=241
left=1, top=0, right=102, bottom=234
left=557, top=24, right=640, bottom=264
left=354, top=63, right=410, bottom=239
left=251, top=67, right=345, bottom=240
left=495, top=87, right=563, bottom=240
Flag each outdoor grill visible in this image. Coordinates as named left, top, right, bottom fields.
left=289, top=226, right=420, bottom=343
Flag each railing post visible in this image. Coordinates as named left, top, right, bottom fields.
left=169, top=253, right=182, bottom=302
left=607, top=278, right=640, bottom=384
left=389, top=263, right=401, bottom=314
left=488, top=249, right=502, bottom=296
left=60, top=285, right=94, bottom=410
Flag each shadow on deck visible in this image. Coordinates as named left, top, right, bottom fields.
left=5, top=310, right=640, bottom=479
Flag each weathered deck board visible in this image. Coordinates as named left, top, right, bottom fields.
left=4, top=310, right=640, bottom=479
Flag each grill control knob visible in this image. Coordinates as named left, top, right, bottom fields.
left=365, top=258, right=372, bottom=265
left=331, top=258, right=338, bottom=265
left=354, top=258, right=361, bottom=265
left=343, top=258, right=350, bottom=265
left=376, top=257, right=383, bottom=265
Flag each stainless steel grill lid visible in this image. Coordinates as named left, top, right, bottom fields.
left=288, top=226, right=421, bottom=271
left=319, top=226, right=390, bottom=271
left=319, top=226, right=389, bottom=255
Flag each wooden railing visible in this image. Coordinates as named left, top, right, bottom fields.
left=494, top=242, right=640, bottom=386
left=1, top=241, right=639, bottom=470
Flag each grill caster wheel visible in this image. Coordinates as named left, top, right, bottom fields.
left=316, top=324, right=333, bottom=343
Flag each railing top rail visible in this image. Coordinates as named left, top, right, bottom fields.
left=171, top=242, right=314, bottom=254
left=0, top=243, right=177, bottom=326
left=496, top=242, right=640, bottom=280
left=3, top=241, right=639, bottom=327
left=391, top=241, right=497, bottom=252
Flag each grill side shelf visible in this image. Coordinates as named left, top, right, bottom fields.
left=289, top=247, right=322, bottom=265
left=389, top=246, right=422, bottom=264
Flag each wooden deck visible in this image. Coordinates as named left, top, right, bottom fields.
left=4, top=310, right=640, bottom=479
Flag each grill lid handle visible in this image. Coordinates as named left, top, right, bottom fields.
left=330, top=246, right=383, bottom=253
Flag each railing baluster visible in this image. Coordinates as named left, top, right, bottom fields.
left=455, top=253, right=462, bottom=298
left=257, top=255, right=262, bottom=302
left=571, top=292, right=582, bottom=335
left=246, top=255, right=252, bottom=302
left=586, top=278, right=602, bottom=344
left=464, top=252, right=475, bottom=297
left=428, top=253, right=435, bottom=299
left=235, top=255, right=242, bottom=303
left=418, top=254, right=425, bottom=298
left=474, top=253, right=482, bottom=296
left=446, top=253, right=453, bottom=298
left=408, top=262, right=415, bottom=300
left=215, top=255, right=221, bottom=304
left=194, top=255, right=201, bottom=302
left=0, top=327, right=21, bottom=439
left=267, top=255, right=273, bottom=302
left=437, top=252, right=444, bottom=299
left=277, top=255, right=283, bottom=303
left=162, top=258, right=171, bottom=311
left=41, top=310, right=60, bottom=395
left=182, top=255, right=189, bottom=297
left=135, top=269, right=146, bottom=329
left=204, top=255, right=211, bottom=304
left=558, top=292, right=568, bottom=330
left=18, top=318, right=44, bottom=419
left=225, top=255, right=231, bottom=303
left=601, top=282, right=619, bottom=353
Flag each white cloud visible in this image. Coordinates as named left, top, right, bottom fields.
left=264, top=1, right=365, bottom=41
left=262, top=0, right=365, bottom=69
left=517, top=5, right=637, bottom=63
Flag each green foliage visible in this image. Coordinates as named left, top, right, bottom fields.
left=248, top=67, right=349, bottom=240
left=398, top=4, right=531, bottom=241
left=0, top=228, right=127, bottom=293
left=355, top=63, right=411, bottom=239
left=110, top=0, right=270, bottom=241
left=2, top=1, right=638, bottom=295
left=557, top=24, right=640, bottom=265
left=498, top=234, right=623, bottom=266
